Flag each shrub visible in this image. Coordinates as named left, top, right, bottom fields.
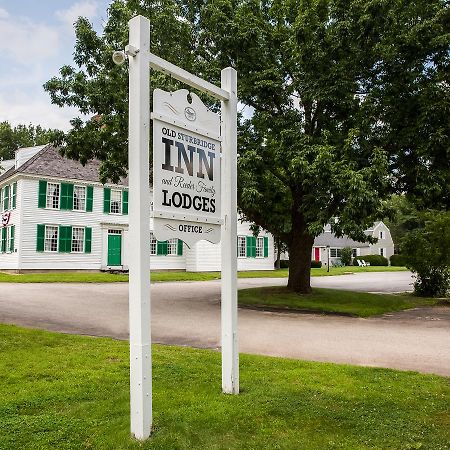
left=357, top=255, right=389, bottom=266
left=279, top=260, right=289, bottom=269
left=402, top=211, right=450, bottom=297
left=311, top=260, right=322, bottom=268
left=390, top=254, right=406, bottom=266
left=340, top=247, right=353, bottom=266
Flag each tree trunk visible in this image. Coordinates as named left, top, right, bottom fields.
left=287, top=229, right=315, bottom=294
left=275, top=237, right=281, bottom=269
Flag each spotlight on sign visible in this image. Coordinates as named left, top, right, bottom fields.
left=112, top=50, right=126, bottom=66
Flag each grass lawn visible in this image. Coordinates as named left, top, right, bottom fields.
left=239, top=286, right=442, bottom=317
left=0, top=266, right=407, bottom=283
left=1, top=325, right=449, bottom=450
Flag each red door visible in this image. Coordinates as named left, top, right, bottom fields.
left=314, top=247, right=320, bottom=261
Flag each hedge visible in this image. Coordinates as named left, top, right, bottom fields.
left=354, top=255, right=389, bottom=266
left=390, top=254, right=407, bottom=266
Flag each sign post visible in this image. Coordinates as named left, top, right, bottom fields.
left=127, top=15, right=152, bottom=440
left=126, top=14, right=238, bottom=441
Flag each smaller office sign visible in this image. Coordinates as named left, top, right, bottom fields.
left=152, top=89, right=221, bottom=247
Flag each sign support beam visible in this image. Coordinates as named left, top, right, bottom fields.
left=128, top=15, right=152, bottom=440
left=220, top=67, right=239, bottom=394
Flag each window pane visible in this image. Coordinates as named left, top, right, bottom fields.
left=46, top=183, right=60, bottom=209
left=45, top=226, right=58, bottom=252
left=73, top=186, right=86, bottom=211
left=238, top=236, right=246, bottom=257
left=167, top=238, right=177, bottom=255
left=110, top=190, right=122, bottom=214
left=71, top=227, right=84, bottom=252
left=256, top=237, right=264, bottom=257
left=150, top=233, right=157, bottom=255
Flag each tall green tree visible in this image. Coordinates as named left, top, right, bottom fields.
left=45, top=0, right=449, bottom=293
left=0, top=121, right=57, bottom=161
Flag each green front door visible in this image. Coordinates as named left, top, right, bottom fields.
left=107, top=232, right=122, bottom=266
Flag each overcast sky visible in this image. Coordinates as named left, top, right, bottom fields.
left=0, top=0, right=110, bottom=131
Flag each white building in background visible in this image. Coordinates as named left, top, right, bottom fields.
left=0, top=145, right=273, bottom=273
left=311, top=222, right=395, bottom=266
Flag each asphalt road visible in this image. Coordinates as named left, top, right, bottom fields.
left=1, top=272, right=449, bottom=376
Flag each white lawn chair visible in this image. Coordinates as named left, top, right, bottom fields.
left=357, top=259, right=363, bottom=267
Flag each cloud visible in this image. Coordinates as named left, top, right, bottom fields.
left=0, top=13, right=60, bottom=65
left=55, top=1, right=99, bottom=31
left=0, top=89, right=82, bottom=131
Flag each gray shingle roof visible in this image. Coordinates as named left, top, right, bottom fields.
left=0, top=145, right=128, bottom=186
left=314, top=232, right=370, bottom=248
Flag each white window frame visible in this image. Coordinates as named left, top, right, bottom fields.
left=44, top=225, right=59, bottom=252
left=11, top=183, right=16, bottom=209
left=167, top=238, right=177, bottom=255
left=110, top=189, right=122, bottom=214
left=150, top=232, right=157, bottom=255
left=46, top=182, right=60, bottom=210
left=73, top=185, right=87, bottom=212
left=379, top=247, right=385, bottom=257
left=0, top=188, right=3, bottom=212
left=352, top=248, right=357, bottom=258
left=379, top=230, right=384, bottom=239
left=6, top=226, right=11, bottom=253
left=255, top=236, right=264, bottom=258
left=71, top=227, right=85, bottom=253
left=330, top=248, right=342, bottom=258
left=237, top=236, right=246, bottom=258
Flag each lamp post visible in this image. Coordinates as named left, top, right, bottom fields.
left=326, top=245, right=330, bottom=273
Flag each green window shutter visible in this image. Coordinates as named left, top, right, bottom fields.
left=264, top=236, right=269, bottom=258
left=38, top=180, right=47, bottom=208
left=1, top=227, right=6, bottom=253
left=177, top=239, right=183, bottom=256
left=86, top=186, right=94, bottom=212
left=12, top=182, right=17, bottom=209
left=4, top=185, right=9, bottom=210
left=58, top=226, right=72, bottom=253
left=122, top=190, right=128, bottom=215
left=9, top=225, right=15, bottom=252
left=157, top=240, right=168, bottom=256
left=246, top=236, right=256, bottom=258
left=36, top=225, right=45, bottom=251
left=103, top=188, right=111, bottom=213
left=60, top=183, right=74, bottom=210
left=85, top=227, right=92, bottom=253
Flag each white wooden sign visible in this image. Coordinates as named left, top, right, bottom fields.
left=126, top=15, right=238, bottom=441
left=152, top=89, right=221, bottom=247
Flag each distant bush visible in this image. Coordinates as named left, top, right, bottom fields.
left=311, top=260, right=322, bottom=268
left=390, top=254, right=406, bottom=266
left=402, top=211, right=450, bottom=297
left=340, top=247, right=353, bottom=266
left=356, top=255, right=389, bottom=266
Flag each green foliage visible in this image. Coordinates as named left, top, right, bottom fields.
left=311, top=260, right=322, bottom=268
left=390, top=254, right=407, bottom=267
left=357, top=255, right=389, bottom=266
left=340, top=247, right=353, bottom=266
left=0, top=121, right=57, bottom=161
left=402, top=211, right=450, bottom=297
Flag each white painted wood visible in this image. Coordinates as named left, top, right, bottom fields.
left=149, top=53, right=230, bottom=102
left=220, top=67, right=239, bottom=394
left=127, top=15, right=152, bottom=440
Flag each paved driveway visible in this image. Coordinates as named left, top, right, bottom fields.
left=1, top=272, right=449, bottom=377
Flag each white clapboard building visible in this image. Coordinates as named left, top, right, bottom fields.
left=0, top=145, right=273, bottom=272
